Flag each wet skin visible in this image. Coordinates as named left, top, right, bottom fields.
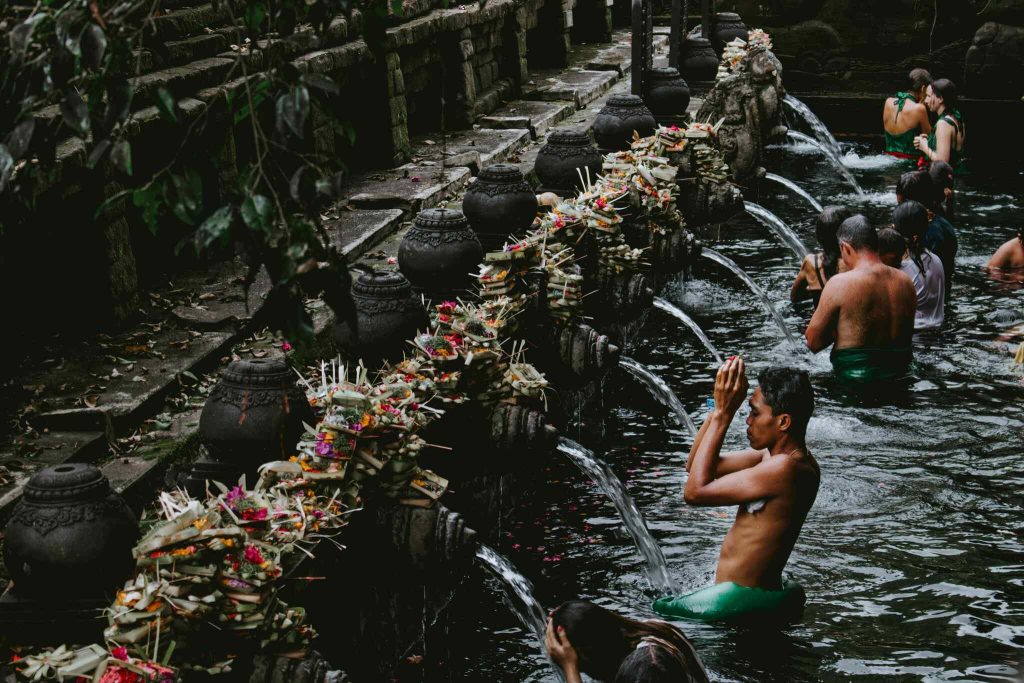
left=805, top=243, right=917, bottom=351
left=882, top=90, right=931, bottom=137
left=684, top=359, right=820, bottom=590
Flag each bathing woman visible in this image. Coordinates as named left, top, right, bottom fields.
left=806, top=216, right=917, bottom=382
left=914, top=79, right=966, bottom=172
left=791, top=206, right=851, bottom=307
left=883, top=68, right=932, bottom=160
left=545, top=601, right=709, bottom=682
left=652, top=359, right=819, bottom=622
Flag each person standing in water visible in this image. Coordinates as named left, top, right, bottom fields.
left=897, top=170, right=958, bottom=295
left=790, top=205, right=852, bottom=307
left=545, top=600, right=709, bottom=682
left=883, top=68, right=933, bottom=160
left=805, top=215, right=917, bottom=382
left=893, top=201, right=946, bottom=332
left=987, top=227, right=1024, bottom=281
left=652, top=359, right=819, bottom=622
left=914, top=79, right=966, bottom=172
left=877, top=228, right=907, bottom=269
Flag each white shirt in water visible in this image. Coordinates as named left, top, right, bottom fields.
left=900, top=249, right=946, bottom=331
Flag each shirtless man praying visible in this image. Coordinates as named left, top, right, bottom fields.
left=653, top=358, right=820, bottom=622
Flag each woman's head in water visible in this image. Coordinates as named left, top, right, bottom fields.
left=878, top=228, right=906, bottom=268
left=815, top=205, right=852, bottom=278
left=896, top=170, right=937, bottom=209
left=748, top=366, right=814, bottom=447
left=549, top=601, right=705, bottom=682
left=908, top=67, right=932, bottom=100
left=925, top=78, right=959, bottom=114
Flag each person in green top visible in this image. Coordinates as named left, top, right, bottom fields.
left=883, top=68, right=932, bottom=159
left=915, top=78, right=966, bottom=173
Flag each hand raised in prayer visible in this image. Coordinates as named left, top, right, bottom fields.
left=714, top=356, right=749, bottom=417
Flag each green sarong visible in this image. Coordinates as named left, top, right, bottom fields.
left=830, top=346, right=912, bottom=383
left=926, top=110, right=967, bottom=174
left=652, top=579, right=805, bottom=622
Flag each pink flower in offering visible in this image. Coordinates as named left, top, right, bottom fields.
left=244, top=545, right=265, bottom=565
left=225, top=486, right=245, bottom=506
left=281, top=341, right=293, bottom=351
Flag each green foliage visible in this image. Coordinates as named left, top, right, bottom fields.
left=0, top=0, right=398, bottom=348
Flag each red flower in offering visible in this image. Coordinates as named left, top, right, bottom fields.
left=595, top=197, right=607, bottom=209
left=241, top=507, right=268, bottom=521
left=112, top=646, right=130, bottom=661
left=244, top=545, right=265, bottom=565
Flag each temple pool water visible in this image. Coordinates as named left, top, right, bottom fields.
left=457, top=146, right=1024, bottom=681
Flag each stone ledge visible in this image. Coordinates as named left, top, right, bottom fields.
left=329, top=208, right=407, bottom=257
left=523, top=68, right=619, bottom=108
left=344, top=165, right=471, bottom=213
left=479, top=100, right=576, bottom=138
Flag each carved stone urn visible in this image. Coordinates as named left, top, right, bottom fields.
left=2, top=464, right=138, bottom=600
left=645, top=67, right=691, bottom=120
left=462, top=164, right=538, bottom=252
left=680, top=37, right=719, bottom=82
left=592, top=95, right=657, bottom=151
left=333, top=271, right=429, bottom=368
left=711, top=12, right=748, bottom=55
left=398, top=208, right=483, bottom=299
left=534, top=128, right=603, bottom=197
left=558, top=322, right=620, bottom=376
left=198, top=358, right=314, bottom=479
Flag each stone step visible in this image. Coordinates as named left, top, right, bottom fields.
left=523, top=68, right=619, bottom=108
left=329, top=208, right=407, bottom=257
left=344, top=165, right=471, bottom=213
left=479, top=100, right=576, bottom=139
left=409, top=127, right=531, bottom=175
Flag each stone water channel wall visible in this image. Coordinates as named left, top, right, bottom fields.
left=0, top=0, right=625, bottom=360
left=1, top=20, right=735, bottom=680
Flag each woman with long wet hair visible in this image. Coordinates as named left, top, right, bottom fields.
left=545, top=600, right=709, bottom=683
left=790, top=205, right=852, bottom=307
left=893, top=200, right=945, bottom=331
left=914, top=78, right=966, bottom=172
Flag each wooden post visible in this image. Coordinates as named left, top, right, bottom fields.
left=669, top=0, right=680, bottom=68
left=701, top=0, right=712, bottom=42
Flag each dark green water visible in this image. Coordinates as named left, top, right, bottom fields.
left=463, top=146, right=1024, bottom=682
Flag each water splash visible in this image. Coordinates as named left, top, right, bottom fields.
left=764, top=172, right=823, bottom=213
left=745, top=201, right=810, bottom=260
left=783, top=94, right=843, bottom=157
left=786, top=130, right=864, bottom=196
left=653, top=297, right=725, bottom=364
left=701, top=248, right=800, bottom=347
left=839, top=151, right=906, bottom=171
left=619, top=356, right=699, bottom=436
left=475, top=545, right=553, bottom=669
left=557, top=438, right=676, bottom=594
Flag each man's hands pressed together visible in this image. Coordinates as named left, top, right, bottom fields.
left=713, top=357, right=749, bottom=418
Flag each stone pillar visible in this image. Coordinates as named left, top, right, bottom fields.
left=455, top=29, right=480, bottom=127
left=525, top=0, right=570, bottom=69
left=382, top=50, right=411, bottom=166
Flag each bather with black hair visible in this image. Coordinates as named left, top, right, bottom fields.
left=896, top=170, right=958, bottom=294
left=791, top=205, right=852, bottom=307
left=914, top=78, right=966, bottom=172
left=544, top=600, right=708, bottom=682
left=651, top=358, right=819, bottom=622
left=893, top=201, right=945, bottom=331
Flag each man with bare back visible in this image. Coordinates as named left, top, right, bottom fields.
left=652, top=358, right=819, bottom=622
left=806, top=215, right=918, bottom=382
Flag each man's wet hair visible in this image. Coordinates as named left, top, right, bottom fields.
left=909, top=68, right=932, bottom=92
left=878, top=228, right=906, bottom=260
left=837, top=214, right=878, bottom=252
left=896, top=170, right=937, bottom=208
left=757, top=367, right=814, bottom=438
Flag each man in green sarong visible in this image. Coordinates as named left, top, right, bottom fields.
left=652, top=360, right=820, bottom=622
left=806, top=215, right=917, bottom=382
